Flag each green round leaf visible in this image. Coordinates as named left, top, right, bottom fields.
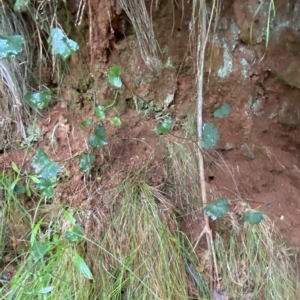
left=155, top=117, right=172, bottom=135
left=36, top=178, right=55, bottom=198
left=65, top=224, right=83, bottom=243
left=79, top=153, right=95, bottom=172
left=0, top=35, right=24, bottom=59
left=25, top=90, right=51, bottom=109
left=213, top=103, right=231, bottom=118
left=48, top=28, right=79, bottom=60
left=13, top=184, right=26, bottom=194
left=32, top=147, right=61, bottom=180
left=110, top=117, right=121, bottom=126
left=204, top=198, right=229, bottom=220
left=89, top=125, right=108, bottom=148
left=108, top=65, right=122, bottom=88
left=95, top=105, right=106, bottom=120
left=243, top=211, right=264, bottom=225
left=202, top=123, right=220, bottom=149
left=81, top=119, right=92, bottom=128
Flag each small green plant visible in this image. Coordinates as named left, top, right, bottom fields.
left=79, top=154, right=95, bottom=173
left=108, top=65, right=122, bottom=88
left=94, top=104, right=122, bottom=126
left=213, top=103, right=230, bottom=118
left=201, top=104, right=231, bottom=149
left=81, top=119, right=92, bottom=128
left=24, top=90, right=51, bottom=109
left=2, top=164, right=33, bottom=217
left=250, top=0, right=276, bottom=52
left=31, top=147, right=61, bottom=198
left=82, top=66, right=124, bottom=150
left=89, top=125, right=108, bottom=148
left=94, top=105, right=106, bottom=120
left=110, top=116, right=121, bottom=126
left=134, top=98, right=155, bottom=116
left=63, top=210, right=94, bottom=280
left=21, top=124, right=42, bottom=147
left=204, top=197, right=265, bottom=225
left=204, top=197, right=229, bottom=220
left=243, top=210, right=264, bottom=224
left=0, top=35, right=24, bottom=59
left=48, top=28, right=79, bottom=60
left=202, top=123, right=220, bottom=149
left=1, top=209, right=94, bottom=298
left=155, top=116, right=173, bottom=134
left=10, top=161, right=41, bottom=198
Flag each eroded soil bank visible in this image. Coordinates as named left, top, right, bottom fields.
left=0, top=0, right=300, bottom=274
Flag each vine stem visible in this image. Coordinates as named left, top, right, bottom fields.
left=194, top=0, right=220, bottom=291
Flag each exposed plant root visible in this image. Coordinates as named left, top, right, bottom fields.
left=116, top=0, right=161, bottom=73
left=194, top=0, right=220, bottom=292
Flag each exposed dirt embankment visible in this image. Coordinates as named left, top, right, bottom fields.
left=0, top=0, right=299, bottom=248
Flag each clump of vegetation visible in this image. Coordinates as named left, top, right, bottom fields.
left=84, top=180, right=209, bottom=299
left=0, top=6, right=30, bottom=144
left=116, top=0, right=161, bottom=72
left=0, top=0, right=78, bottom=146
left=0, top=185, right=93, bottom=299
left=215, top=213, right=298, bottom=299
left=0, top=167, right=210, bottom=299
left=166, top=114, right=299, bottom=298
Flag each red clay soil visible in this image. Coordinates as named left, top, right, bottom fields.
left=0, top=0, right=300, bottom=251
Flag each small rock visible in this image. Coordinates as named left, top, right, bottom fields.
left=224, top=142, right=235, bottom=151
left=250, top=97, right=265, bottom=116
left=218, top=18, right=228, bottom=31
left=241, top=143, right=254, bottom=160
left=215, top=141, right=235, bottom=151
left=276, top=60, right=300, bottom=89
left=278, top=100, right=300, bottom=127
left=289, top=165, right=300, bottom=179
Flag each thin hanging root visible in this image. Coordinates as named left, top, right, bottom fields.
left=116, top=0, right=160, bottom=72
left=75, top=0, right=86, bottom=27
left=88, top=0, right=92, bottom=65
left=193, top=146, right=220, bottom=290
left=193, top=0, right=220, bottom=291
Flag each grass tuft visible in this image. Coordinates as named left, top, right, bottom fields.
left=85, top=180, right=209, bottom=299
left=0, top=6, right=31, bottom=142
left=215, top=211, right=299, bottom=299
left=166, top=131, right=299, bottom=299
left=0, top=169, right=211, bottom=299
left=166, top=142, right=201, bottom=213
